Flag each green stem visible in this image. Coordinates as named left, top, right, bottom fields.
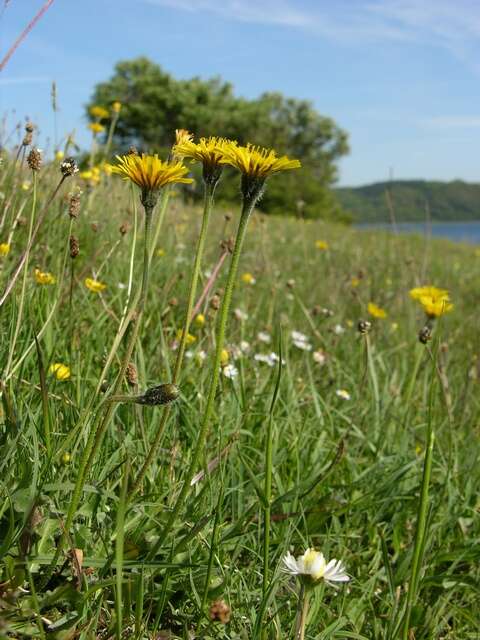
left=263, top=414, right=273, bottom=599
left=3, top=172, right=37, bottom=378
left=401, top=348, right=437, bottom=639
left=128, top=182, right=215, bottom=499
left=40, top=202, right=154, bottom=588
left=404, top=343, right=425, bottom=414
left=148, top=196, right=255, bottom=558
left=295, top=584, right=310, bottom=640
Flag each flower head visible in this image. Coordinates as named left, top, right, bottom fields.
left=176, top=329, right=196, bottom=345
left=111, top=154, right=192, bottom=208
left=219, top=142, right=301, bottom=201
left=315, top=240, right=329, bottom=251
left=90, top=105, right=109, bottom=119
left=49, top=363, right=71, bottom=381
left=410, top=285, right=453, bottom=318
left=241, top=272, right=256, bottom=285
left=336, top=389, right=351, bottom=400
left=85, top=277, right=106, bottom=293
left=35, top=268, right=56, bottom=285
left=111, top=101, right=122, bottom=114
left=89, top=122, right=105, bottom=135
left=173, top=136, right=231, bottom=185
left=283, top=548, right=349, bottom=587
left=368, top=302, right=387, bottom=319
left=0, top=243, right=11, bottom=256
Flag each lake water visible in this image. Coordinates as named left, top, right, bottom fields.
left=356, top=221, right=480, bottom=244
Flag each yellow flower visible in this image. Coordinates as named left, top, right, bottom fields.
left=80, top=167, right=101, bottom=186
left=409, top=285, right=449, bottom=301
left=100, top=161, right=113, bottom=176
left=315, top=240, right=329, bottom=250
left=220, top=349, right=229, bottom=366
left=111, top=101, right=122, bottom=114
left=49, top=363, right=70, bottom=381
left=174, top=129, right=194, bottom=147
left=0, top=243, right=11, bottom=256
left=35, top=268, right=56, bottom=285
left=85, top=277, right=106, bottom=293
left=241, top=272, right=256, bottom=285
left=173, top=136, right=230, bottom=173
left=156, top=248, right=166, bottom=257
left=410, top=285, right=453, bottom=318
left=419, top=296, right=453, bottom=318
left=176, top=329, right=196, bottom=345
left=21, top=181, right=31, bottom=191
left=219, top=142, right=301, bottom=179
left=195, top=313, right=206, bottom=327
left=55, top=150, right=65, bottom=160
left=350, top=277, right=360, bottom=287
left=88, top=122, right=105, bottom=135
left=111, top=154, right=193, bottom=191
left=368, top=302, right=387, bottom=319
left=89, top=105, right=109, bottom=119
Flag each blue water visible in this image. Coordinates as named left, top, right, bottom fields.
left=357, top=221, right=480, bottom=244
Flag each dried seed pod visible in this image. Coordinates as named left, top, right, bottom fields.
left=69, top=235, right=79, bottom=258
left=22, top=122, right=34, bottom=146
left=135, top=383, right=179, bottom=406
left=209, top=599, right=231, bottom=624
left=210, top=293, right=221, bottom=310
left=68, top=190, right=82, bottom=218
left=119, top=221, right=129, bottom=236
left=125, top=362, right=138, bottom=386
left=27, top=148, right=42, bottom=172
left=61, top=157, right=79, bottom=177
left=418, top=325, right=432, bottom=344
left=357, top=320, right=372, bottom=334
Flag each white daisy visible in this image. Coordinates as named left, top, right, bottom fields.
left=257, top=331, right=271, bottom=344
left=222, top=364, right=238, bottom=379
left=283, top=548, right=349, bottom=586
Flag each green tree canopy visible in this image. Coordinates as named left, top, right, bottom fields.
left=88, top=57, right=349, bottom=219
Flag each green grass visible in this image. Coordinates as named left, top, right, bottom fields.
left=0, top=153, right=479, bottom=639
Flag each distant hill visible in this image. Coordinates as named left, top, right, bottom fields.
left=335, top=180, right=480, bottom=223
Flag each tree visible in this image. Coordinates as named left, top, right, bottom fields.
left=88, top=57, right=349, bottom=219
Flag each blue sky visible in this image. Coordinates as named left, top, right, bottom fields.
left=1, top=0, right=480, bottom=186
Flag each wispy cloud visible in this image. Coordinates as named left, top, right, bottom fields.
left=144, top=0, right=480, bottom=59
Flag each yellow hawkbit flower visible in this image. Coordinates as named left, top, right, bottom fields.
left=176, top=329, right=196, bottom=345
left=194, top=313, right=206, bottom=327
left=315, top=240, right=329, bottom=250
left=368, top=302, right=387, bottom=319
left=410, top=285, right=453, bottom=318
left=111, top=154, right=192, bottom=193
left=55, top=150, right=65, bottom=160
left=89, top=105, right=109, bottom=119
left=0, top=243, right=11, bottom=256
left=111, top=101, right=122, bottom=114
left=101, top=161, right=113, bottom=176
left=220, top=349, right=229, bottom=366
left=85, top=277, right=106, bottom=293
left=173, top=136, right=231, bottom=184
left=88, top=122, right=105, bottom=135
left=241, top=272, right=256, bottom=285
left=174, top=129, right=194, bottom=147
left=220, top=142, right=301, bottom=179
left=35, top=268, right=56, bottom=285
left=49, top=363, right=71, bottom=381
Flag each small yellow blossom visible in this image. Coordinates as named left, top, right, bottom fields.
left=346, top=319, right=354, bottom=328
left=315, top=240, right=329, bottom=251
left=90, top=105, right=109, bottom=119
left=35, top=268, right=56, bottom=285
left=21, top=181, right=31, bottom=191
left=368, top=302, right=387, bottom=319
left=391, top=322, right=399, bottom=332
left=111, top=101, right=122, bottom=114
left=156, top=248, right=166, bottom=257
left=49, top=363, right=71, bottom=381
left=350, top=277, right=360, bottom=287
left=55, top=150, right=65, bottom=161
left=241, top=272, right=256, bottom=285
left=176, top=329, right=196, bottom=345
left=0, top=243, right=11, bottom=256
left=173, top=136, right=230, bottom=173
left=85, top=277, right=106, bottom=293
left=88, top=122, right=105, bottom=135
left=220, top=349, right=229, bottom=366
left=61, top=452, right=71, bottom=464
left=195, top=313, right=206, bottom=327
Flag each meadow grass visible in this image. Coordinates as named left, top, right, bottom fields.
left=0, top=148, right=479, bottom=639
